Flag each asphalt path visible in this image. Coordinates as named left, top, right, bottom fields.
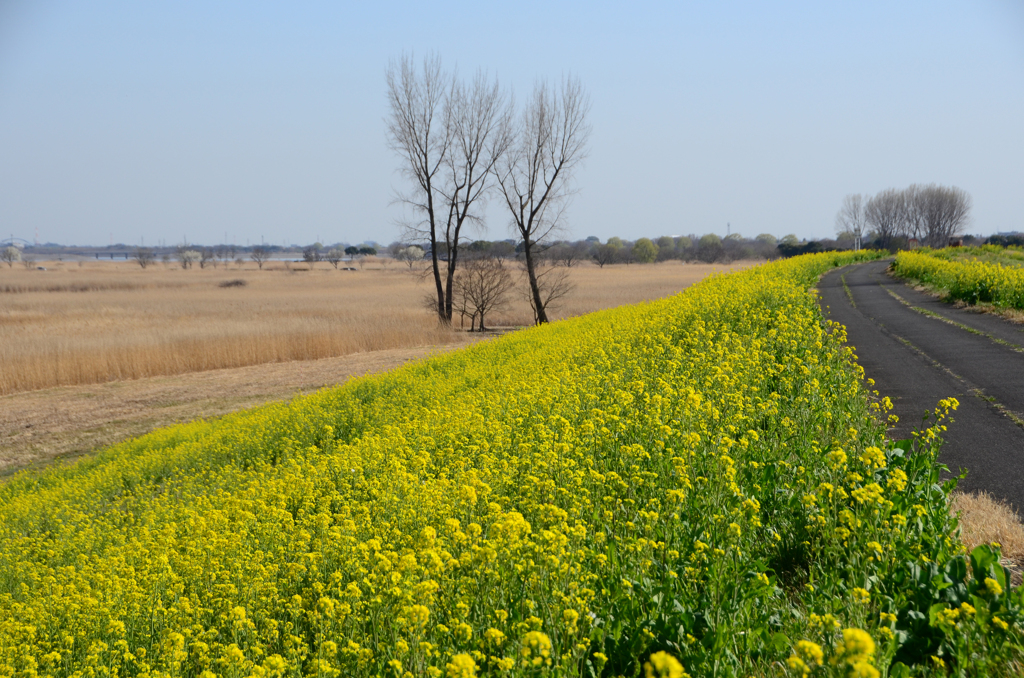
left=817, top=259, right=1024, bottom=510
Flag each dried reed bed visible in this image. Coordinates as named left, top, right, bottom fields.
left=0, top=258, right=753, bottom=395
left=0, top=261, right=456, bottom=395
left=951, top=491, right=1024, bottom=570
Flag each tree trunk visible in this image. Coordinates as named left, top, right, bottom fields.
left=427, top=201, right=448, bottom=324
left=523, top=240, right=548, bottom=324
left=443, top=240, right=458, bottom=323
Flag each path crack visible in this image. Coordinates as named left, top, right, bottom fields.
left=871, top=299, right=1024, bottom=431
left=882, top=286, right=1024, bottom=353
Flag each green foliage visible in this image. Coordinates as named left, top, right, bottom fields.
left=632, top=238, right=658, bottom=263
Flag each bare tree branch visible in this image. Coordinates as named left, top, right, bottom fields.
left=453, top=256, right=515, bottom=331
left=495, top=75, right=591, bottom=324
left=387, top=53, right=453, bottom=322
left=133, top=247, right=155, bottom=269
left=865, top=188, right=906, bottom=250
left=387, top=55, right=511, bottom=324
left=435, top=70, right=514, bottom=322
left=914, top=184, right=972, bottom=247
left=864, top=184, right=972, bottom=249
left=520, top=261, right=574, bottom=324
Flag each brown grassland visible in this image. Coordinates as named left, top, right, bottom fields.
left=0, top=257, right=750, bottom=472
left=0, top=257, right=751, bottom=395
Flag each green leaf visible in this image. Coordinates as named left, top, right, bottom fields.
left=889, top=662, right=911, bottom=678
left=970, top=544, right=998, bottom=578
left=771, top=632, right=790, bottom=652
left=892, top=438, right=914, bottom=454
left=943, top=556, right=967, bottom=583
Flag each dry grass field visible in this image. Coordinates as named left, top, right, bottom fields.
left=951, top=491, right=1024, bottom=583
left=1, top=257, right=751, bottom=472
left=0, top=345, right=469, bottom=475
left=0, top=258, right=751, bottom=396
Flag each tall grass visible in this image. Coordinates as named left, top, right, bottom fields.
left=0, top=259, right=752, bottom=395
left=0, top=263, right=454, bottom=395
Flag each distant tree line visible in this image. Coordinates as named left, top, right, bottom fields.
left=388, top=233, right=788, bottom=267
left=986, top=233, right=1024, bottom=248
left=121, top=242, right=385, bottom=270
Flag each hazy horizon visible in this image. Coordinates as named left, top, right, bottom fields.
left=2, top=1, right=1022, bottom=247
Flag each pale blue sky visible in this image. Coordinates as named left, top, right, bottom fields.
left=1, top=1, right=1022, bottom=247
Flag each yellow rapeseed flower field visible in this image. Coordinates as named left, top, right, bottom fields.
left=2, top=252, right=1022, bottom=677
left=894, top=246, right=1024, bottom=309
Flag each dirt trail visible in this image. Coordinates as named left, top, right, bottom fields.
left=818, top=260, right=1024, bottom=509
left=0, top=342, right=477, bottom=475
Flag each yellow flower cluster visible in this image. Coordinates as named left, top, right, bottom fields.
left=789, top=628, right=880, bottom=678
left=894, top=247, right=1024, bottom=308
left=0, top=250, right=938, bottom=677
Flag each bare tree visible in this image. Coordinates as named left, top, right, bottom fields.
left=302, top=245, right=322, bottom=265
left=199, top=248, right=217, bottom=269
left=396, top=245, right=425, bottom=269
left=387, top=55, right=512, bottom=325
left=864, top=184, right=971, bottom=249
left=250, top=246, right=270, bottom=270
left=324, top=248, right=343, bottom=269
left=592, top=243, right=619, bottom=268
left=913, top=184, right=972, bottom=247
left=865, top=188, right=906, bottom=249
left=1, top=246, right=20, bottom=267
left=549, top=240, right=588, bottom=267
left=437, top=72, right=513, bottom=319
left=901, top=184, right=930, bottom=244
left=496, top=76, right=591, bottom=324
left=387, top=241, right=406, bottom=260
left=386, top=55, right=454, bottom=321
left=133, top=247, right=155, bottom=269
left=175, top=246, right=200, bottom=269
left=834, top=194, right=867, bottom=251
left=453, top=256, right=515, bottom=331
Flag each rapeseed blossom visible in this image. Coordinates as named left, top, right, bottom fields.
left=1, top=250, right=1016, bottom=677
left=894, top=247, right=1024, bottom=309
left=644, top=651, right=686, bottom=678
